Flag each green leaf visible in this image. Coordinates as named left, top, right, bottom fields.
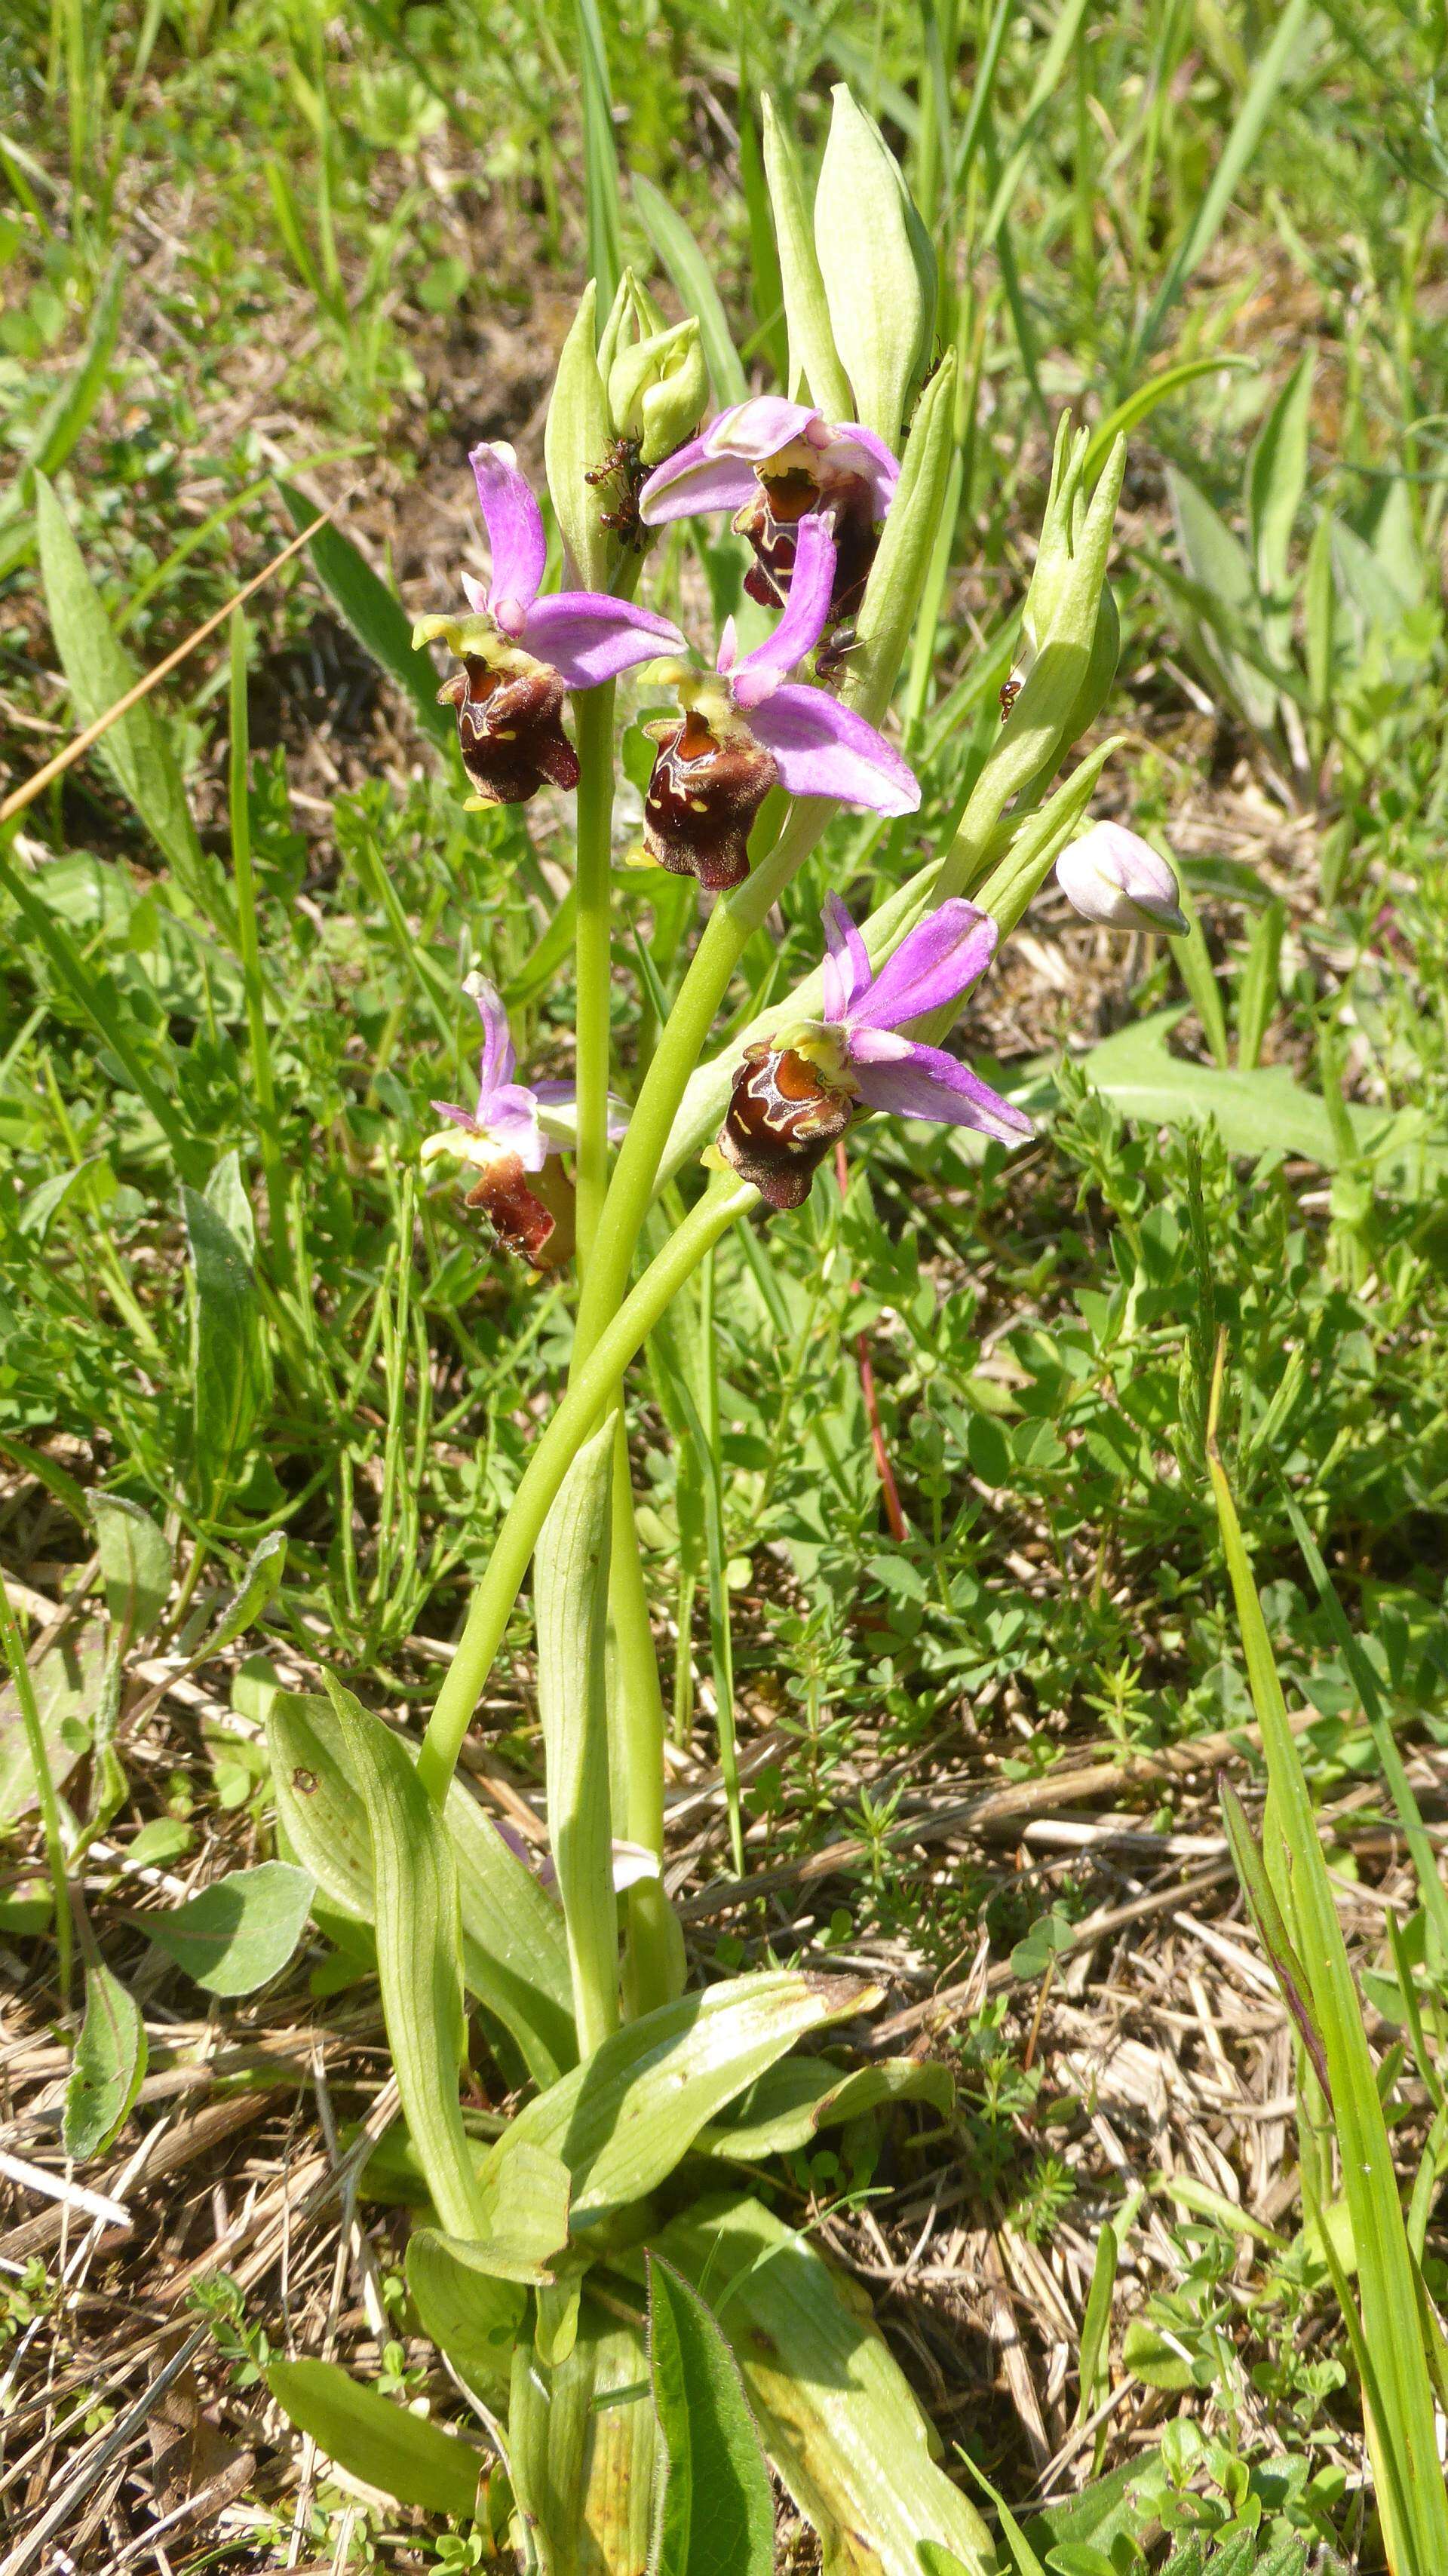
left=1164, top=466, right=1279, bottom=733
left=699, top=2055, right=953, bottom=2160
left=649, top=2256, right=774, bottom=2576
left=265, top=2357, right=482, bottom=2519
left=23, top=257, right=126, bottom=491
left=630, top=173, right=747, bottom=409
left=813, top=87, right=931, bottom=449
left=1070, top=1011, right=1364, bottom=1168
left=1207, top=1405, right=1448, bottom=2571
left=0, top=1622, right=103, bottom=1821
left=484, top=1972, right=878, bottom=2232
left=277, top=482, right=456, bottom=750
left=63, top=1955, right=146, bottom=2160
left=325, top=1681, right=492, bottom=2239
left=1235, top=896, right=1285, bottom=1070
left=33, top=473, right=213, bottom=907
left=416, top=2142, right=572, bottom=2290
left=653, top=2193, right=997, bottom=2575
left=535, top=1416, right=618, bottom=2056
left=204, top=1145, right=255, bottom=1261
left=405, top=2229, right=526, bottom=2399
left=510, top=2305, right=655, bottom=2576
left=201, top=1531, right=287, bottom=1664
left=1081, top=357, right=1254, bottom=485
left=1173, top=876, right=1230, bottom=1070
left=141, top=1860, right=313, bottom=1996
left=90, top=1495, right=172, bottom=1643
left=183, top=1185, right=271, bottom=1518
left=1219, top=1780, right=1330, bottom=2098
left=268, top=1688, right=575, bottom=2084
left=1247, top=354, right=1313, bottom=647
left=1137, top=0, right=1312, bottom=359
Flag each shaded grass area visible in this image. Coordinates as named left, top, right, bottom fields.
left=2, top=0, right=1448, bottom=2566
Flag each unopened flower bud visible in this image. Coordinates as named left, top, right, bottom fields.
left=1055, top=822, right=1187, bottom=937
left=608, top=314, right=709, bottom=466
left=814, top=85, right=934, bottom=451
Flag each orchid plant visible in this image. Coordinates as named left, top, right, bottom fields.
left=263, top=82, right=1183, bottom=2574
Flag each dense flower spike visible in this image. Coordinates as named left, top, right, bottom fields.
left=421, top=977, right=592, bottom=1271
left=1056, top=820, right=1186, bottom=935
left=641, top=512, right=919, bottom=891
left=413, top=443, right=685, bottom=807
left=637, top=397, right=899, bottom=622
left=719, top=896, right=1032, bottom=1209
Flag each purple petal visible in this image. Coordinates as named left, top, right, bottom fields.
left=469, top=443, right=546, bottom=621
left=825, top=423, right=900, bottom=514
left=731, top=513, right=838, bottom=703
left=849, top=1033, right=1033, bottom=1142
left=486, top=1085, right=548, bottom=1170
left=519, top=593, right=686, bottom=689
left=821, top=894, right=873, bottom=1023
left=845, top=901, right=998, bottom=1032
left=704, top=396, right=824, bottom=461
left=469, top=977, right=516, bottom=1102
left=638, top=435, right=759, bottom=526
left=534, top=1079, right=629, bottom=1145
left=429, top=1099, right=480, bottom=1134
left=744, top=682, right=919, bottom=816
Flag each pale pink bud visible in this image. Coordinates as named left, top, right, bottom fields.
left=1056, top=821, right=1187, bottom=936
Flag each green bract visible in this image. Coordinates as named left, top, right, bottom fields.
left=545, top=280, right=615, bottom=590
left=814, top=84, right=935, bottom=449
left=759, top=91, right=854, bottom=419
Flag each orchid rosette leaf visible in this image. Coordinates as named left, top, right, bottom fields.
left=639, top=395, right=899, bottom=622
left=719, top=894, right=1032, bottom=1207
left=413, top=441, right=684, bottom=808
left=640, top=512, right=919, bottom=891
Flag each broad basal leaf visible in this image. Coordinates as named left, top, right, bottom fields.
left=700, top=2055, right=954, bottom=2160
left=63, top=1955, right=147, bottom=2160
left=91, top=1494, right=172, bottom=1643
left=510, top=2304, right=655, bottom=2576
left=266, top=2357, right=482, bottom=2518
left=649, top=2255, right=773, bottom=2576
left=268, top=1687, right=575, bottom=2084
left=183, top=1186, right=270, bottom=1519
left=653, top=2193, right=998, bottom=2576
left=141, top=1860, right=313, bottom=1996
left=34, top=473, right=215, bottom=907
left=327, top=1682, right=491, bottom=2240
left=0, top=1622, right=103, bottom=1821
left=484, top=1971, right=879, bottom=2232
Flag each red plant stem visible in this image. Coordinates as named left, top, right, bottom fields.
left=835, top=1142, right=909, bottom=1542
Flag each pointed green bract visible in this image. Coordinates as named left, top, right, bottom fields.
left=759, top=93, right=854, bottom=419
left=814, top=85, right=934, bottom=450
left=545, top=281, right=615, bottom=590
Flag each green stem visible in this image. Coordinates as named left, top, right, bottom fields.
left=569, top=797, right=828, bottom=1376
left=229, top=612, right=288, bottom=1273
left=572, top=682, right=617, bottom=1267
left=607, top=1412, right=684, bottom=2016
left=0, top=1578, right=72, bottom=2007
left=417, top=1176, right=756, bottom=1804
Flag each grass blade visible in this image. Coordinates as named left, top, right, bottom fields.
left=574, top=0, right=624, bottom=317
left=631, top=170, right=747, bottom=406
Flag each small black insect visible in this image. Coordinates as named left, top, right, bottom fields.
left=814, top=621, right=860, bottom=686
left=585, top=435, right=652, bottom=551
left=999, top=675, right=1022, bottom=723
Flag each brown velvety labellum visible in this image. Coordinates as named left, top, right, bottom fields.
left=734, top=468, right=880, bottom=628
left=718, top=1042, right=857, bottom=1210
left=642, top=709, right=778, bottom=892
left=440, top=656, right=580, bottom=805
left=465, top=1153, right=576, bottom=1271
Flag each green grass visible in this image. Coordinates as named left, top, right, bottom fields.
left=3, top=1, right=1448, bottom=2567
